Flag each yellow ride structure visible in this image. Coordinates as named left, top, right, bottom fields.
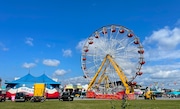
left=87, top=54, right=134, bottom=94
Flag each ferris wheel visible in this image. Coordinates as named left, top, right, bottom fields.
left=81, top=24, right=145, bottom=92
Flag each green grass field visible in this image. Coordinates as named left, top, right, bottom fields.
left=0, top=100, right=180, bottom=109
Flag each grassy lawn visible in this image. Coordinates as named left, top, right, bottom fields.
left=0, top=99, right=180, bottom=109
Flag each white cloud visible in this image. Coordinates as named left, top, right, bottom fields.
left=143, top=26, right=180, bottom=61
left=60, top=76, right=89, bottom=85
left=144, top=26, right=180, bottom=50
left=22, top=62, right=36, bottom=68
left=25, top=37, right=33, bottom=46
left=142, top=63, right=180, bottom=74
left=150, top=70, right=180, bottom=79
left=76, top=40, right=85, bottom=50
left=135, top=73, right=180, bottom=89
left=53, top=69, right=68, bottom=76
left=62, top=49, right=72, bottom=57
left=0, top=42, right=9, bottom=51
left=139, top=25, right=180, bottom=89
left=43, top=59, right=60, bottom=66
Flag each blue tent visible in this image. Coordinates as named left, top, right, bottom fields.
left=5, top=73, right=60, bottom=85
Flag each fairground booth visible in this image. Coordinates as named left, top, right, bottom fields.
left=5, top=73, right=60, bottom=100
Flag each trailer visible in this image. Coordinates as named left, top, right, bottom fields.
left=30, top=83, right=46, bottom=102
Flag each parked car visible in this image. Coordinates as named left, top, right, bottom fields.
left=15, top=92, right=31, bottom=102
left=59, top=92, right=74, bottom=101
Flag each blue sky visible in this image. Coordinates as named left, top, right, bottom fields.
left=0, top=0, right=180, bottom=89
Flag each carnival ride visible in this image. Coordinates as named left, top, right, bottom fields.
left=81, top=24, right=145, bottom=99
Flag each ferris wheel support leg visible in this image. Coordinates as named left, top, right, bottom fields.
left=87, top=56, right=107, bottom=90
left=106, top=54, right=131, bottom=94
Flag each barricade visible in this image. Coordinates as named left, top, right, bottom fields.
left=127, top=93, right=135, bottom=100
left=86, top=91, right=95, bottom=98
left=86, top=91, right=135, bottom=100
left=94, top=94, right=123, bottom=99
